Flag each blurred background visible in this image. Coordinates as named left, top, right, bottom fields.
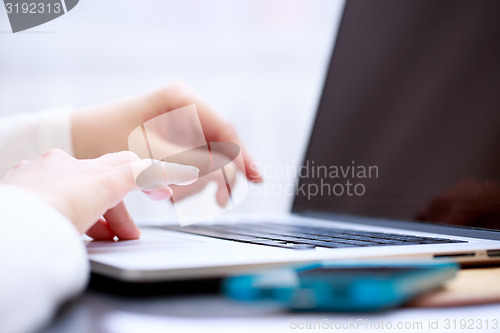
left=0, top=0, right=344, bottom=221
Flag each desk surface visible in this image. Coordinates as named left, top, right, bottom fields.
left=42, top=268, right=500, bottom=333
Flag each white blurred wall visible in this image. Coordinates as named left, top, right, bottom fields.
left=0, top=0, right=344, bottom=221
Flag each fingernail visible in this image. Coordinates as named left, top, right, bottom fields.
left=136, top=161, right=199, bottom=190
left=160, top=161, right=199, bottom=185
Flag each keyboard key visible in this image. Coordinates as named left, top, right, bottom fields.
left=375, top=239, right=413, bottom=245
left=159, top=223, right=466, bottom=250
left=293, top=240, right=358, bottom=248
left=249, top=240, right=316, bottom=250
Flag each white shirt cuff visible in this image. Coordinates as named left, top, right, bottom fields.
left=0, top=185, right=89, bottom=333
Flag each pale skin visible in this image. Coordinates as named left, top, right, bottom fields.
left=0, top=82, right=261, bottom=240
left=71, top=81, right=261, bottom=181
left=1, top=149, right=199, bottom=239
left=72, top=82, right=262, bottom=205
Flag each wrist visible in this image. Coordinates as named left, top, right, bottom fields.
left=71, top=106, right=136, bottom=159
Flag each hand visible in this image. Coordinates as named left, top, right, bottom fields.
left=71, top=82, right=262, bottom=206
left=0, top=149, right=199, bottom=239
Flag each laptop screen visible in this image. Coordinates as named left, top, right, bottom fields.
left=292, top=0, right=500, bottom=231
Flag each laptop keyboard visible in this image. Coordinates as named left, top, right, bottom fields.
left=160, top=223, right=467, bottom=250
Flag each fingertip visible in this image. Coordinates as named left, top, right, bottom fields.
left=143, top=187, right=173, bottom=200
left=216, top=184, right=230, bottom=207
left=251, top=175, right=264, bottom=183
left=244, top=164, right=263, bottom=183
left=86, top=219, right=117, bottom=241
left=103, top=201, right=141, bottom=240
left=160, top=162, right=199, bottom=186
left=247, top=172, right=263, bottom=183
left=117, top=226, right=141, bottom=240
left=131, top=227, right=141, bottom=239
left=216, top=195, right=229, bottom=207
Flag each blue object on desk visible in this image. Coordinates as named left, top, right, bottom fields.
left=223, top=261, right=458, bottom=312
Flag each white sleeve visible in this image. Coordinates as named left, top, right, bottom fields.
left=0, top=108, right=74, bottom=177
left=0, top=185, right=89, bottom=333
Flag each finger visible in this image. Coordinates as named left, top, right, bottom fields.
left=163, top=162, right=200, bottom=185
left=170, top=177, right=230, bottom=207
left=215, top=126, right=262, bottom=183
left=86, top=217, right=116, bottom=240
left=216, top=163, right=238, bottom=207
left=134, top=160, right=199, bottom=189
left=94, top=151, right=141, bottom=166
left=169, top=181, right=204, bottom=202
left=142, top=187, right=173, bottom=201
left=103, top=201, right=140, bottom=240
left=95, top=158, right=197, bottom=219
left=216, top=182, right=231, bottom=207
left=145, top=83, right=263, bottom=182
left=111, top=159, right=199, bottom=195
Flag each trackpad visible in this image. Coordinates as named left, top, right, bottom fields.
left=86, top=228, right=203, bottom=253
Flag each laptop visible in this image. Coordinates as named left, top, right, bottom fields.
left=88, top=0, right=500, bottom=282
